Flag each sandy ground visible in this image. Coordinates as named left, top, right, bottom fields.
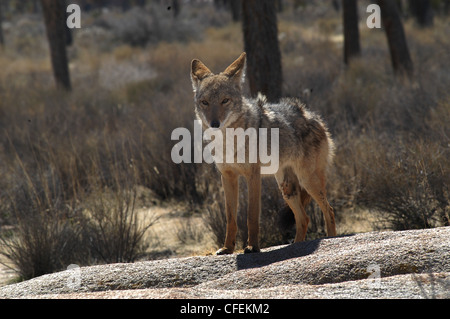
left=140, top=201, right=217, bottom=259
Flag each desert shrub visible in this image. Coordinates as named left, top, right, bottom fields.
left=83, top=188, right=156, bottom=264
left=325, top=93, right=450, bottom=231
left=0, top=211, right=86, bottom=281
left=0, top=122, right=157, bottom=278
left=0, top=161, right=157, bottom=279
left=0, top=159, right=89, bottom=280
left=174, top=217, right=205, bottom=245
left=93, top=6, right=203, bottom=47
left=202, top=205, right=227, bottom=249
left=356, top=137, right=449, bottom=230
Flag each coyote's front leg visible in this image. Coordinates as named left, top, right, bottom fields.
left=216, top=172, right=239, bottom=255
left=244, top=166, right=261, bottom=253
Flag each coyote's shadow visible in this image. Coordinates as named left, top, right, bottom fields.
left=235, top=238, right=322, bottom=270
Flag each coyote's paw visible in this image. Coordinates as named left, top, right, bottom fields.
left=244, top=246, right=260, bottom=254
left=216, top=247, right=234, bottom=255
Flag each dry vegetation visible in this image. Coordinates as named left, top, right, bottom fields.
left=0, top=1, right=449, bottom=281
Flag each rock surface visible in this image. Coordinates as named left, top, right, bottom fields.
left=0, top=227, right=449, bottom=299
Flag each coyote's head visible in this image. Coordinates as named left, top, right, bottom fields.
left=191, top=52, right=246, bottom=129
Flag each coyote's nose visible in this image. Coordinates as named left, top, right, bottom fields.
left=210, top=120, right=220, bottom=128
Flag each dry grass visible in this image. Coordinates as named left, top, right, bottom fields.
left=0, top=2, right=449, bottom=279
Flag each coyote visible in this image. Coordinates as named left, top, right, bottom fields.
left=191, top=52, right=336, bottom=254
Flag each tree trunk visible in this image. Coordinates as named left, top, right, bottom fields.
left=332, top=0, right=340, bottom=11
left=229, top=0, right=241, bottom=21
left=377, top=0, right=413, bottom=79
left=408, top=0, right=433, bottom=27
left=172, top=0, right=180, bottom=18
left=342, top=0, right=361, bottom=65
left=41, top=0, right=71, bottom=90
left=276, top=0, right=283, bottom=12
left=0, top=0, right=4, bottom=47
left=242, top=0, right=282, bottom=102
left=214, top=0, right=226, bottom=10
left=396, top=0, right=403, bottom=15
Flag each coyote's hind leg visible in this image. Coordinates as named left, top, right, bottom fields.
left=276, top=167, right=310, bottom=242
left=299, top=168, right=336, bottom=237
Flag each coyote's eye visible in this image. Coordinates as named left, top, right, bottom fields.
left=201, top=100, right=209, bottom=106
left=222, top=98, right=230, bottom=104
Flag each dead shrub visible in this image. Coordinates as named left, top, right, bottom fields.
left=84, top=187, right=156, bottom=264
left=356, top=137, right=449, bottom=230
left=0, top=160, right=89, bottom=280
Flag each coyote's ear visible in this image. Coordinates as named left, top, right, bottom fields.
left=191, top=59, right=212, bottom=92
left=223, top=52, right=246, bottom=85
